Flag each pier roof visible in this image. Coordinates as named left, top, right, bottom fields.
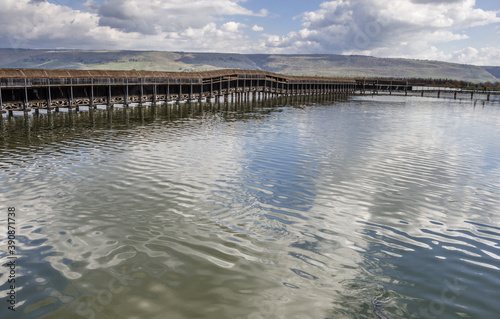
left=0, top=68, right=354, bottom=82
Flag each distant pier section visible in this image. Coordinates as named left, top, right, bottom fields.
left=0, top=68, right=355, bottom=116
left=356, top=78, right=498, bottom=101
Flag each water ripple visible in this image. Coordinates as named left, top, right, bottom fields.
left=2, top=98, right=500, bottom=318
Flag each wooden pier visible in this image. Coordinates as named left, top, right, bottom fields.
left=0, top=69, right=356, bottom=116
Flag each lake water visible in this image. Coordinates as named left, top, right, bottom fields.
left=1, top=96, right=500, bottom=319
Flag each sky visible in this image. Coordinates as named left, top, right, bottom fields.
left=0, top=0, right=499, bottom=65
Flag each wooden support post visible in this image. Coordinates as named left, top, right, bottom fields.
left=108, top=83, right=113, bottom=107
left=221, top=76, right=222, bottom=101
left=210, top=78, right=213, bottom=102
left=236, top=77, right=239, bottom=102
left=140, top=79, right=144, bottom=105
left=243, top=78, right=246, bottom=103
left=90, top=79, right=95, bottom=109
left=45, top=79, right=52, bottom=112
left=264, top=79, right=267, bottom=100
left=51, top=79, right=59, bottom=112
left=437, top=90, right=440, bottom=98
left=167, top=82, right=170, bottom=102
left=69, top=78, right=74, bottom=110
left=471, top=92, right=474, bottom=99
left=487, top=93, right=490, bottom=101
left=153, top=84, right=158, bottom=105
left=124, top=80, right=129, bottom=106
left=454, top=92, right=457, bottom=99
left=24, top=78, right=29, bottom=112
left=199, top=81, right=203, bottom=103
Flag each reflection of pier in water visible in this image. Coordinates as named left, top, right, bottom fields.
left=0, top=94, right=349, bottom=148
left=0, top=68, right=355, bottom=116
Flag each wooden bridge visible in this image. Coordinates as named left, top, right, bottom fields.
left=0, top=69, right=356, bottom=116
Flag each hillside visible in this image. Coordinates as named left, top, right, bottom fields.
left=0, top=48, right=498, bottom=83
left=484, top=66, right=500, bottom=79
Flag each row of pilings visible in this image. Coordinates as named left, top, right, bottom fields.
left=0, top=68, right=356, bottom=117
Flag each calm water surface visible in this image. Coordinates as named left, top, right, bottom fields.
left=1, top=96, right=500, bottom=319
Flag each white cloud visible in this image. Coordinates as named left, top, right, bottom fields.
left=451, top=47, right=500, bottom=66
left=96, top=0, right=259, bottom=34
left=252, top=25, right=264, bottom=32
left=263, top=0, right=500, bottom=62
left=0, top=0, right=265, bottom=52
left=221, top=21, right=243, bottom=33
left=0, top=0, right=109, bottom=49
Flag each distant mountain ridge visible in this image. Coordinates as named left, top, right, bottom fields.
left=0, top=48, right=498, bottom=83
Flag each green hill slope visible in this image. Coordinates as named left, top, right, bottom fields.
left=0, top=48, right=497, bottom=83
